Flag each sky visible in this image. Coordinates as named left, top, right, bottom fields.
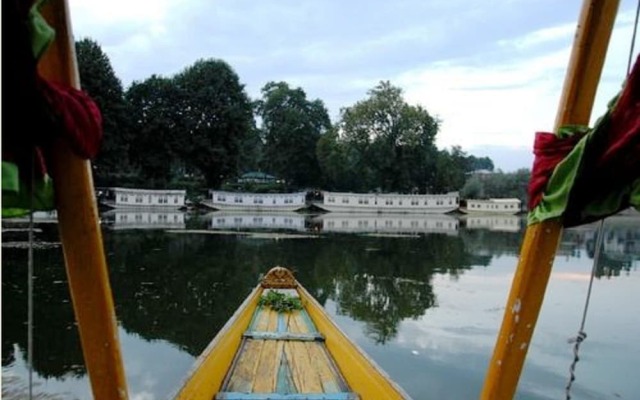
left=68, top=0, right=639, bottom=171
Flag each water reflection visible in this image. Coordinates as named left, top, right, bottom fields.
left=206, top=211, right=306, bottom=232
left=2, top=212, right=639, bottom=399
left=101, top=209, right=186, bottom=230
left=313, top=213, right=459, bottom=235
left=462, top=214, right=523, bottom=232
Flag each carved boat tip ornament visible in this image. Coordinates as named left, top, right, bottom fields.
left=261, top=266, right=298, bottom=288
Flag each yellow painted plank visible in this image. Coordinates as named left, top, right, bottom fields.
left=266, top=309, right=279, bottom=332
left=284, top=341, right=323, bottom=393
left=226, top=339, right=264, bottom=392
left=298, top=287, right=407, bottom=399
left=253, top=307, right=270, bottom=332
left=175, top=287, right=262, bottom=400
left=307, top=343, right=341, bottom=393
left=288, top=311, right=308, bottom=334
left=252, top=340, right=284, bottom=392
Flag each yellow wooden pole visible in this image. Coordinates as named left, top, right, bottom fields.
left=38, top=1, right=129, bottom=399
left=480, top=1, right=620, bottom=399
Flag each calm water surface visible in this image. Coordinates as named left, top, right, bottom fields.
left=2, top=211, right=639, bottom=399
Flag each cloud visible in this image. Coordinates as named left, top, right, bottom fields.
left=67, top=0, right=639, bottom=171
left=394, top=7, right=639, bottom=158
left=497, top=23, right=575, bottom=50
left=398, top=49, right=570, bottom=149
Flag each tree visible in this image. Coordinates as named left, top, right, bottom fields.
left=466, top=155, right=494, bottom=172
left=433, top=146, right=468, bottom=193
left=75, top=38, right=132, bottom=186
left=337, top=81, right=440, bottom=193
left=126, top=75, right=181, bottom=187
left=174, top=59, right=254, bottom=188
left=255, top=82, right=331, bottom=188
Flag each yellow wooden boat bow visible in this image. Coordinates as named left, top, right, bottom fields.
left=174, top=267, right=411, bottom=400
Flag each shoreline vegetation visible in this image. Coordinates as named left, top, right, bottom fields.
left=76, top=38, right=529, bottom=207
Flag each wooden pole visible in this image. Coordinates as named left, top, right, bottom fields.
left=480, top=1, right=620, bottom=399
left=38, top=1, right=129, bottom=399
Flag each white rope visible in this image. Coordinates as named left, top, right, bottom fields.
left=564, top=219, right=605, bottom=399
left=28, top=149, right=35, bottom=400
left=627, top=0, right=640, bottom=75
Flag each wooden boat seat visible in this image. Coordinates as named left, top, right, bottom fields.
left=217, top=289, right=360, bottom=400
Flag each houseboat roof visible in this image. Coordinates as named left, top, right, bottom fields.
left=108, top=187, right=186, bottom=195
left=324, top=191, right=459, bottom=197
left=469, top=198, right=521, bottom=203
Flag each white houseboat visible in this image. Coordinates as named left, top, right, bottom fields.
left=204, top=191, right=307, bottom=212
left=312, top=213, right=459, bottom=235
left=462, top=198, right=522, bottom=214
left=317, top=191, right=459, bottom=214
left=99, top=187, right=186, bottom=209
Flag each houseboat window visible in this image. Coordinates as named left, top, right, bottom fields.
left=273, top=199, right=276, bottom=204
left=358, top=198, right=363, bottom=204
left=364, top=199, right=369, bottom=204
left=174, top=197, right=178, bottom=204
left=398, top=200, right=403, bottom=205
left=411, top=200, right=418, bottom=206
left=136, top=195, right=143, bottom=203
left=234, top=197, right=243, bottom=203
left=342, top=198, right=349, bottom=204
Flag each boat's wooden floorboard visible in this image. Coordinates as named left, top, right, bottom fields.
left=223, top=295, right=349, bottom=396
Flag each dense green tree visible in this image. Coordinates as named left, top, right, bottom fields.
left=75, top=38, right=131, bottom=185
left=126, top=75, right=181, bottom=187
left=316, top=128, right=350, bottom=190
left=433, top=146, right=468, bottom=193
left=466, top=155, right=494, bottom=172
left=174, top=59, right=255, bottom=188
left=255, top=82, right=331, bottom=188
left=337, top=81, right=440, bottom=193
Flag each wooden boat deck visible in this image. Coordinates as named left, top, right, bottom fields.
left=218, top=289, right=357, bottom=399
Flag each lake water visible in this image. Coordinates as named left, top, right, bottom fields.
left=2, top=211, right=639, bottom=399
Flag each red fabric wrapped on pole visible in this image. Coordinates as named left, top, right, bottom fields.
left=528, top=54, right=640, bottom=227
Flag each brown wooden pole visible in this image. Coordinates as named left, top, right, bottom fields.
left=480, top=1, right=620, bottom=399
left=38, top=0, right=129, bottom=398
